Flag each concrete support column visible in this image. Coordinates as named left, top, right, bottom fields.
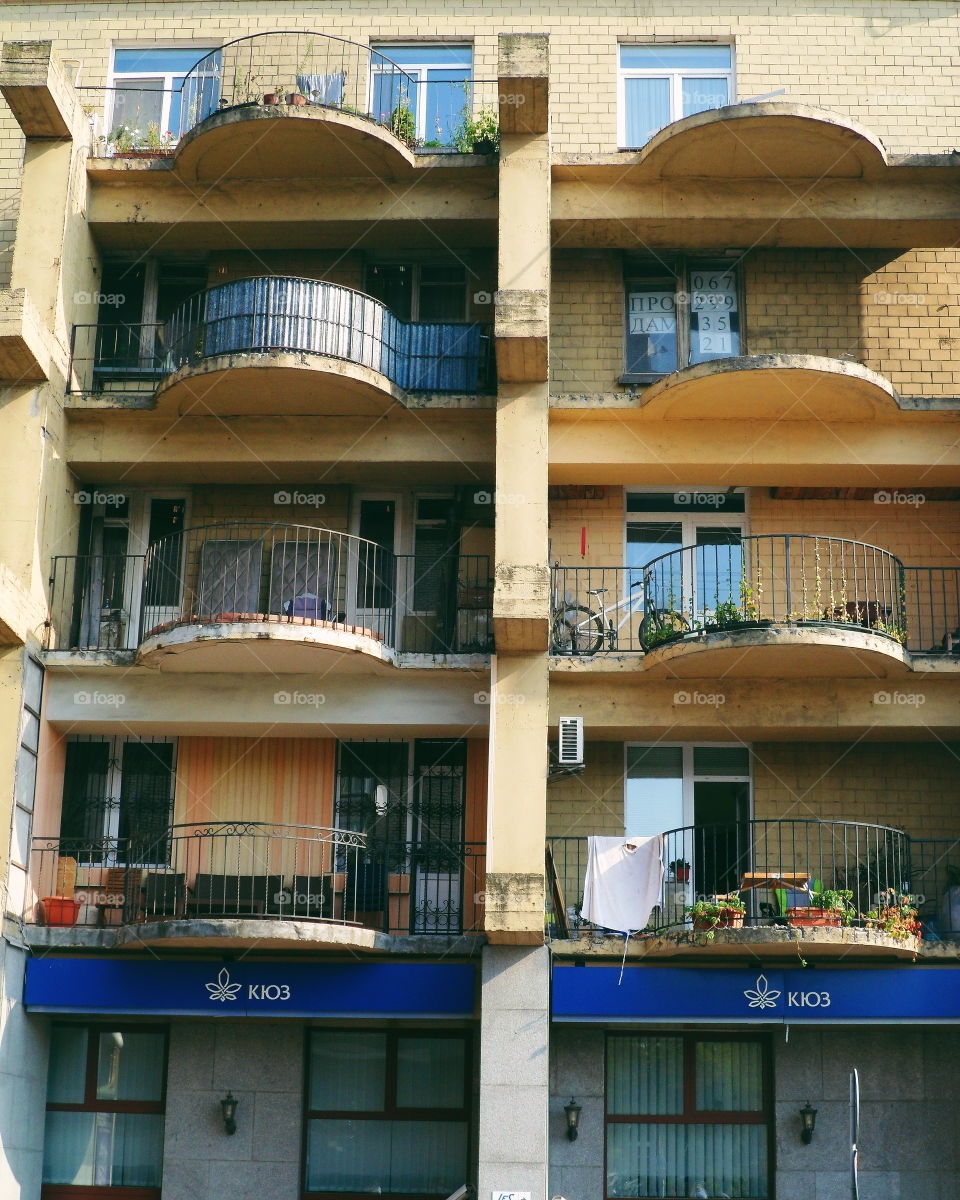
left=478, top=945, right=551, bottom=1200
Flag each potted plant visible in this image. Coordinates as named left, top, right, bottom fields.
left=866, top=890, right=921, bottom=940
left=390, top=99, right=416, bottom=145
left=669, top=858, right=691, bottom=883
left=285, top=90, right=308, bottom=106
left=263, top=82, right=285, bottom=105
left=686, top=894, right=745, bottom=935
left=787, top=888, right=854, bottom=928
left=454, top=105, right=500, bottom=155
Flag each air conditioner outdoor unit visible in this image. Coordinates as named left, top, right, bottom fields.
left=558, top=716, right=584, bottom=766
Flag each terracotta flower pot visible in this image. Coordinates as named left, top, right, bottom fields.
left=673, top=867, right=690, bottom=883
left=787, top=906, right=843, bottom=928
left=286, top=93, right=308, bottom=106
left=43, top=897, right=81, bottom=926
left=693, top=908, right=744, bottom=930
left=263, top=93, right=280, bottom=105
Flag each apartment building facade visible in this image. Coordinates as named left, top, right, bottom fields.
left=0, top=4, right=959, bottom=1200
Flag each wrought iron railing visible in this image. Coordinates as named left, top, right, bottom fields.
left=548, top=819, right=915, bottom=935
left=174, top=32, right=421, bottom=140
left=552, top=535, right=914, bottom=654
left=902, top=566, right=960, bottom=653
left=908, top=838, right=960, bottom=939
left=25, top=827, right=485, bottom=936
left=46, top=525, right=492, bottom=655
left=68, top=278, right=493, bottom=398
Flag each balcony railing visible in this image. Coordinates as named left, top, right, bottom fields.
left=68, top=278, right=493, bottom=398
left=548, top=819, right=921, bottom=937
left=174, top=32, right=421, bottom=140
left=47, top=522, right=492, bottom=655
left=550, top=534, right=960, bottom=654
left=26, top=825, right=485, bottom=936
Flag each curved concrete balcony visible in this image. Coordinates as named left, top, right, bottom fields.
left=170, top=33, right=421, bottom=181
left=47, top=522, right=493, bottom=672
left=551, top=535, right=913, bottom=677
left=24, top=825, right=485, bottom=951
left=69, top=277, right=491, bottom=415
left=634, top=101, right=888, bottom=181
left=548, top=819, right=923, bottom=960
left=637, top=354, right=899, bottom=421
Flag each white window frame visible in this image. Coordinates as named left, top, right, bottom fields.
left=624, top=741, right=753, bottom=836
left=617, top=44, right=735, bottom=149
left=369, top=44, right=473, bottom=143
left=106, top=43, right=219, bottom=138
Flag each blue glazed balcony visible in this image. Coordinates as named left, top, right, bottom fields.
left=68, top=277, right=492, bottom=414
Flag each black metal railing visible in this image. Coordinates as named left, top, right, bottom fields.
left=174, top=32, right=422, bottom=140
left=902, top=566, right=960, bottom=653
left=46, top=524, right=492, bottom=656
left=548, top=819, right=916, bottom=935
left=908, top=838, right=960, bottom=940
left=552, top=535, right=912, bottom=654
left=25, top=827, right=485, bottom=936
left=68, top=279, right=492, bottom=398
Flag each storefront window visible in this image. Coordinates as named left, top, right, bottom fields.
left=304, top=1030, right=470, bottom=1197
left=606, top=1033, right=769, bottom=1199
left=42, top=1025, right=167, bottom=1194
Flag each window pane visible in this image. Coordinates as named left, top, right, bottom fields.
left=371, top=69, right=416, bottom=133
left=623, top=76, right=671, bottom=146
left=47, top=1026, right=88, bottom=1103
left=308, top=1031, right=387, bottom=1110
left=114, top=48, right=215, bottom=74
left=396, top=1037, right=465, bottom=1108
left=96, top=1030, right=165, bottom=1101
left=689, top=266, right=739, bottom=364
left=682, top=75, right=729, bottom=117
left=607, top=1035, right=683, bottom=1115
left=118, top=741, right=174, bottom=860
left=378, top=46, right=472, bottom=68
left=306, top=1118, right=468, bottom=1193
left=620, top=45, right=732, bottom=71
left=10, top=803, right=31, bottom=868
left=695, top=1041, right=763, bottom=1111
left=608, top=1121, right=767, bottom=1199
left=696, top=527, right=743, bottom=614
left=625, top=286, right=677, bottom=373
left=42, top=1111, right=96, bottom=1184
left=14, top=744, right=37, bottom=815
left=24, top=656, right=43, bottom=714
left=111, top=78, right=164, bottom=132
left=42, top=1112, right=164, bottom=1187
left=693, top=747, right=750, bottom=777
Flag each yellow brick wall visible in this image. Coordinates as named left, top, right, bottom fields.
left=550, top=488, right=960, bottom=570
left=188, top=483, right=351, bottom=531
left=5, top=5, right=960, bottom=282
left=550, top=252, right=623, bottom=393
left=553, top=248, right=960, bottom=398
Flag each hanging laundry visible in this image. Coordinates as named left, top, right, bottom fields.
left=581, top=834, right=664, bottom=934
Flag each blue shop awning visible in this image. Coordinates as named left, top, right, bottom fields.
left=553, top=964, right=960, bottom=1024
left=25, top=958, right=476, bottom=1019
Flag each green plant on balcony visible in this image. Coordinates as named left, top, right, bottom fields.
left=685, top=894, right=745, bottom=941
left=811, top=888, right=855, bottom=924
left=454, top=105, right=500, bottom=154
left=866, top=890, right=921, bottom=939
left=232, top=68, right=262, bottom=105
left=390, top=99, right=416, bottom=145
left=106, top=121, right=176, bottom=157
left=710, top=598, right=744, bottom=629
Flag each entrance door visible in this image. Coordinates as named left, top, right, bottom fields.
left=410, top=740, right=466, bottom=934
left=349, top=495, right=401, bottom=640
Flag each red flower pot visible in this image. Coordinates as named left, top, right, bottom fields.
left=787, top=907, right=843, bottom=928
left=43, top=897, right=81, bottom=926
